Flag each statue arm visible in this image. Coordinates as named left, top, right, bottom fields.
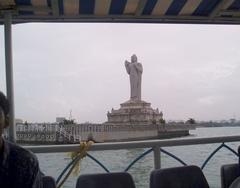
left=135, top=63, right=143, bottom=73
left=125, top=60, right=130, bottom=74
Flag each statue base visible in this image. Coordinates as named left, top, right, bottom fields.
left=106, top=99, right=163, bottom=125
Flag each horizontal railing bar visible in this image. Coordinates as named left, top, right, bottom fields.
left=25, top=135, right=240, bottom=153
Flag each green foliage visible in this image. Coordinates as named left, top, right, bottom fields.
left=63, top=119, right=75, bottom=125
left=186, top=118, right=196, bottom=124
left=159, top=119, right=166, bottom=124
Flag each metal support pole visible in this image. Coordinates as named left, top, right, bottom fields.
left=153, top=146, right=161, bottom=169
left=4, top=12, right=16, bottom=142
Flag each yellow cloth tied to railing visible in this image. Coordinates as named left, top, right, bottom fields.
left=57, top=141, right=94, bottom=188
left=70, top=141, right=94, bottom=175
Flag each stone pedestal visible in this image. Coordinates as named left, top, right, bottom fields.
left=107, top=100, right=163, bottom=125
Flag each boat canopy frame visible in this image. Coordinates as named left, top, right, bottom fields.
left=1, top=0, right=240, bottom=25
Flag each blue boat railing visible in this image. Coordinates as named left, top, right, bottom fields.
left=25, top=135, right=240, bottom=173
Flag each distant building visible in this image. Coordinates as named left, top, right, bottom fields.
left=15, top=118, right=23, bottom=124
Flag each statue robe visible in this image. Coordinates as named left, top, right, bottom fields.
left=125, top=62, right=143, bottom=100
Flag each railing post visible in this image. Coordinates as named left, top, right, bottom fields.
left=153, top=146, right=161, bottom=169
left=4, top=11, right=16, bottom=142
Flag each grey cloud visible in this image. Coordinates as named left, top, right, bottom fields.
left=0, top=23, right=240, bottom=122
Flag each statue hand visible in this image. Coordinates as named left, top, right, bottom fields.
left=125, top=60, right=129, bottom=65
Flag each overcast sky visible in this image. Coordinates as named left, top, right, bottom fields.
left=0, top=23, right=240, bottom=123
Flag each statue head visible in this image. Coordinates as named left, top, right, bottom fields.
left=131, top=54, right=137, bottom=63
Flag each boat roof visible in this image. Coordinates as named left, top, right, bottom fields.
left=0, top=0, right=240, bottom=25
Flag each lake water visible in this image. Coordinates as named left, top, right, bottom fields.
left=37, top=127, right=240, bottom=188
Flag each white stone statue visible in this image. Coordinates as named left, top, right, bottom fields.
left=125, top=54, right=143, bottom=101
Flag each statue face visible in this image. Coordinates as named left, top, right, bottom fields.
left=131, top=55, right=137, bottom=63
